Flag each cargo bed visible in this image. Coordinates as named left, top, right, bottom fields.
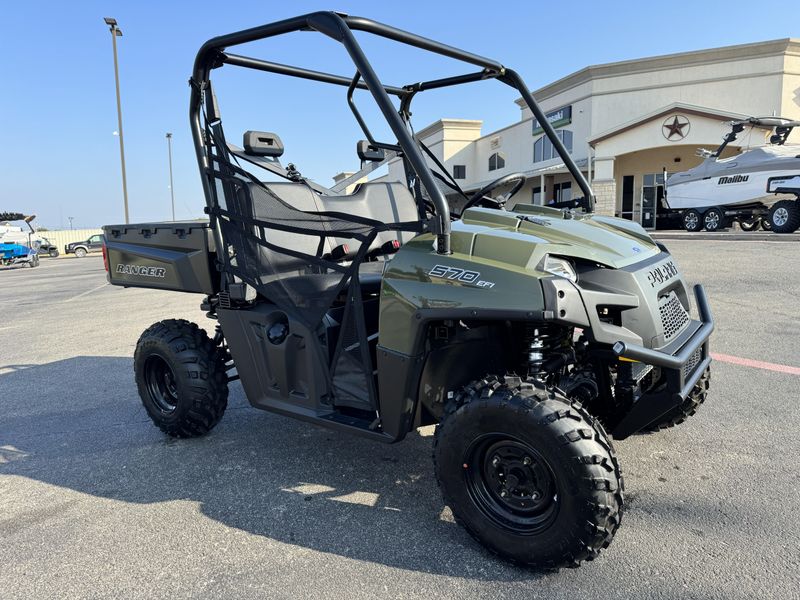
left=103, top=221, right=218, bottom=294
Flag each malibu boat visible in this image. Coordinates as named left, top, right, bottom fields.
left=665, top=117, right=800, bottom=233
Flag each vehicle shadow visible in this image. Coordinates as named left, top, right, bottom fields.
left=0, top=356, right=544, bottom=581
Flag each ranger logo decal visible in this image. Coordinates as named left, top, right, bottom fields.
left=116, top=264, right=167, bottom=278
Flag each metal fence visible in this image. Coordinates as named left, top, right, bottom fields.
left=36, top=229, right=104, bottom=255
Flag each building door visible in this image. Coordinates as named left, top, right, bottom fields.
left=620, top=176, right=634, bottom=220
left=641, top=173, right=664, bottom=230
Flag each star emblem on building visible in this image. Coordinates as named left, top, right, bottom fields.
left=662, top=115, right=690, bottom=140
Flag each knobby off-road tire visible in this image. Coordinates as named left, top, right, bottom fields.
left=641, top=367, right=710, bottom=433
left=768, top=200, right=800, bottom=234
left=433, top=375, right=623, bottom=569
left=134, top=319, right=229, bottom=438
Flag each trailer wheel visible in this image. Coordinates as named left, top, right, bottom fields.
left=738, top=218, right=760, bottom=232
left=768, top=200, right=800, bottom=233
left=434, top=375, right=623, bottom=569
left=682, top=209, right=702, bottom=232
left=134, top=319, right=229, bottom=438
left=703, top=207, right=724, bottom=232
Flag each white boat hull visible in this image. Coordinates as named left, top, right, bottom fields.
left=666, top=169, right=799, bottom=211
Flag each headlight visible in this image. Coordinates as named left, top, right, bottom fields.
left=543, top=255, right=577, bottom=282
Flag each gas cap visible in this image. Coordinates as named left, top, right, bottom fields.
left=267, top=321, right=289, bottom=345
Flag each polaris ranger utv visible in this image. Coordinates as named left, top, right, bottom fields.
left=103, top=12, right=713, bottom=569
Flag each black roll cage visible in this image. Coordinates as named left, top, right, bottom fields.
left=189, top=11, right=594, bottom=260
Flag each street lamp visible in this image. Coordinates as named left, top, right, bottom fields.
left=166, top=133, right=175, bottom=221
left=68, top=217, right=74, bottom=231
left=104, top=17, right=129, bottom=224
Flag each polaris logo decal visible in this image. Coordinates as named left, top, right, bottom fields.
left=116, top=264, right=167, bottom=278
left=717, top=175, right=749, bottom=185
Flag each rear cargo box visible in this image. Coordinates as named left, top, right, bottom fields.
left=103, top=221, right=218, bottom=294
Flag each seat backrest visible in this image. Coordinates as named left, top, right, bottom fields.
left=240, top=182, right=335, bottom=276
left=314, top=182, right=419, bottom=250
left=236, top=180, right=418, bottom=277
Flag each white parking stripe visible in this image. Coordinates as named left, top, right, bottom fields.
left=63, top=282, right=108, bottom=303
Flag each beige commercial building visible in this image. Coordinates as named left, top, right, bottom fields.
left=376, top=38, right=800, bottom=229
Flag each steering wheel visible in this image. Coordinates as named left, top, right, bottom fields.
left=461, top=172, right=527, bottom=213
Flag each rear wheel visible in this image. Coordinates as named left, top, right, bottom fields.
left=760, top=217, right=772, bottom=231
left=703, top=207, right=724, bottom=232
left=434, top=375, right=623, bottom=569
left=134, top=319, right=229, bottom=438
left=48, top=248, right=59, bottom=257
left=74, top=247, right=87, bottom=258
left=768, top=200, right=800, bottom=233
left=682, top=209, right=702, bottom=232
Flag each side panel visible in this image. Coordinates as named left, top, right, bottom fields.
left=217, top=305, right=330, bottom=415
left=378, top=234, right=546, bottom=356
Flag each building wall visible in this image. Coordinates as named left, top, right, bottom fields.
left=376, top=39, right=800, bottom=219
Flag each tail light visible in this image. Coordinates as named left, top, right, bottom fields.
left=102, top=242, right=109, bottom=271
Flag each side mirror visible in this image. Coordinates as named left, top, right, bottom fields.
left=243, top=131, right=284, bottom=157
left=357, top=140, right=384, bottom=162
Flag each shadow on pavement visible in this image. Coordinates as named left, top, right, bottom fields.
left=0, top=356, right=544, bottom=581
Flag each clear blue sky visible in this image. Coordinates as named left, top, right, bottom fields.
left=2, top=1, right=799, bottom=229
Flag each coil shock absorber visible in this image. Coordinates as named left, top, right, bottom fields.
left=524, top=323, right=571, bottom=380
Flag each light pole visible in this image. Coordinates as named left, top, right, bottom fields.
left=166, top=133, right=175, bottom=221
left=68, top=217, right=74, bottom=231
left=104, top=17, right=129, bottom=224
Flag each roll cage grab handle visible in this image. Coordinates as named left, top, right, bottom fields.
left=189, top=11, right=595, bottom=258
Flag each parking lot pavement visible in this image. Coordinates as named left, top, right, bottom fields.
left=1, top=242, right=799, bottom=600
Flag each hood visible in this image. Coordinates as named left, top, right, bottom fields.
left=451, top=205, right=659, bottom=270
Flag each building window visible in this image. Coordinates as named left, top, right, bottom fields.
left=488, top=152, right=506, bottom=172
left=532, top=186, right=543, bottom=205
left=533, top=130, right=574, bottom=163
left=553, top=182, right=572, bottom=204
left=453, top=164, right=466, bottom=180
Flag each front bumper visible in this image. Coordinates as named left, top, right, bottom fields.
left=610, top=284, right=713, bottom=438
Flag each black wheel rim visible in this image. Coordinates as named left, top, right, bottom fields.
left=463, top=434, right=559, bottom=534
left=144, top=355, right=179, bottom=413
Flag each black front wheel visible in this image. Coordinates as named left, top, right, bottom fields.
left=134, top=319, right=229, bottom=438
left=434, top=376, right=623, bottom=568
left=641, top=368, right=710, bottom=433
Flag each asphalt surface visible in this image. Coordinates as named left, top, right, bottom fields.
left=1, top=245, right=799, bottom=600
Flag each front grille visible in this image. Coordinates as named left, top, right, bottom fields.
left=683, top=346, right=703, bottom=379
left=659, top=292, right=689, bottom=341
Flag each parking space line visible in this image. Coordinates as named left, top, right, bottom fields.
left=711, top=352, right=800, bottom=376
left=64, top=283, right=108, bottom=303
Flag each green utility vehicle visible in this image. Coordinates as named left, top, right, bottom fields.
left=103, top=13, right=713, bottom=569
